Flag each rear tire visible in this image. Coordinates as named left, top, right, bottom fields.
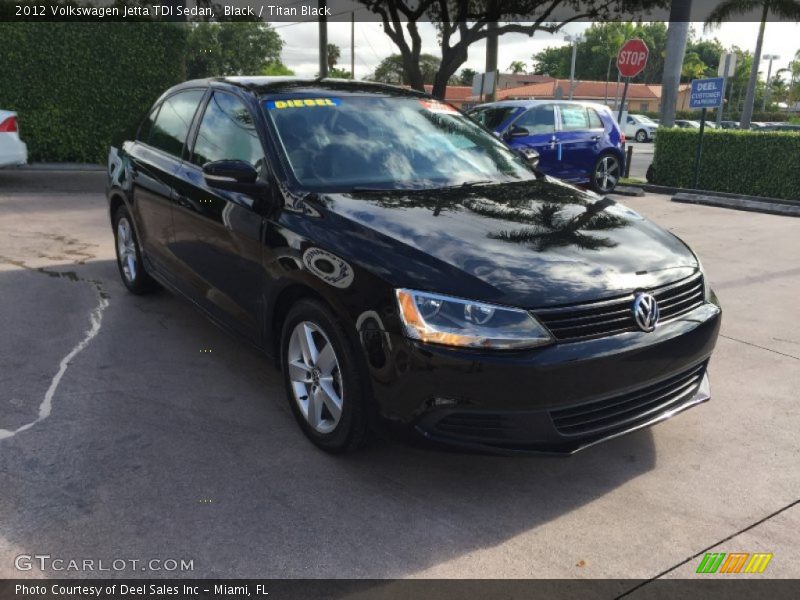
left=590, top=153, right=621, bottom=193
left=635, top=129, right=648, bottom=143
left=113, top=205, right=159, bottom=295
left=280, top=299, right=369, bottom=453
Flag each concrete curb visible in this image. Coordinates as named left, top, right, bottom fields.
left=16, top=163, right=104, bottom=172
left=612, top=185, right=645, bottom=197
left=639, top=183, right=798, bottom=206
left=672, top=192, right=800, bottom=218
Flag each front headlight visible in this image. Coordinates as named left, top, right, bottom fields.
left=395, top=289, right=553, bottom=350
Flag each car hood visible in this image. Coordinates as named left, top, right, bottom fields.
left=313, top=179, right=698, bottom=308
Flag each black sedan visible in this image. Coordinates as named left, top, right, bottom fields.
left=107, top=77, right=721, bottom=454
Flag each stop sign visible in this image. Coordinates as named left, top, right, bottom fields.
left=617, top=39, right=649, bottom=78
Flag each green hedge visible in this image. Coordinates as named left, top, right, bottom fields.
left=651, top=128, right=800, bottom=200
left=0, top=23, right=187, bottom=163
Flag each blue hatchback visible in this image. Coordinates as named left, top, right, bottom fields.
left=468, top=100, right=626, bottom=193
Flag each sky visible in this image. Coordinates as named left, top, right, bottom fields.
left=276, top=20, right=800, bottom=83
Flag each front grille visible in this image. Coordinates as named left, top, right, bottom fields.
left=550, top=362, right=706, bottom=437
left=534, top=272, right=704, bottom=341
left=433, top=412, right=522, bottom=442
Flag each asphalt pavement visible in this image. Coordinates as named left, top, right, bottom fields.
left=0, top=170, right=798, bottom=584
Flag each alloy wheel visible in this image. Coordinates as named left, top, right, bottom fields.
left=287, top=321, right=344, bottom=434
left=116, top=217, right=137, bottom=283
left=594, top=155, right=620, bottom=193
left=635, top=130, right=647, bottom=142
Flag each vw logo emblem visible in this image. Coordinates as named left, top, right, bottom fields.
left=633, top=292, right=660, bottom=332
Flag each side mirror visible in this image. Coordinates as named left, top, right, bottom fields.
left=515, top=148, right=540, bottom=169
left=504, top=125, right=530, bottom=140
left=202, top=160, right=281, bottom=214
left=203, top=160, right=258, bottom=190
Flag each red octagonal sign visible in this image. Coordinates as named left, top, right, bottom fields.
left=617, top=39, right=649, bottom=78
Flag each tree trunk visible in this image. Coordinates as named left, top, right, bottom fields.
left=660, top=0, right=691, bottom=127
left=432, top=45, right=468, bottom=100
left=403, top=52, right=425, bottom=92
left=740, top=5, right=768, bottom=129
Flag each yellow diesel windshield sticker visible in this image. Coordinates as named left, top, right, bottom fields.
left=266, top=98, right=341, bottom=109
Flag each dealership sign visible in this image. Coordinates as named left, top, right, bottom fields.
left=689, top=77, right=725, bottom=109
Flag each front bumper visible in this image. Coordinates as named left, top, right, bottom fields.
left=363, top=302, right=721, bottom=454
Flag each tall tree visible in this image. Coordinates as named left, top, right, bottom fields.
left=370, top=53, right=441, bottom=85
left=459, top=67, right=478, bottom=86
left=661, top=0, right=691, bottom=127
left=706, top=0, right=800, bottom=129
left=508, top=60, right=527, bottom=74
left=358, top=0, right=656, bottom=99
left=326, top=43, right=341, bottom=71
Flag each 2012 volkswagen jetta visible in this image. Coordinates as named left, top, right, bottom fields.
left=107, top=77, right=721, bottom=454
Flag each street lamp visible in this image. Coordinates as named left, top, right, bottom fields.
left=564, top=34, right=584, bottom=100
left=762, top=53, right=780, bottom=111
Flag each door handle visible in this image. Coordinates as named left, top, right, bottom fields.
left=591, top=135, right=600, bottom=141
left=549, top=136, right=557, bottom=149
left=174, top=194, right=194, bottom=210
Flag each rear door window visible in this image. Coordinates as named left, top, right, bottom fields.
left=191, top=92, right=264, bottom=169
left=560, top=105, right=591, bottom=131
left=149, top=90, right=205, bottom=157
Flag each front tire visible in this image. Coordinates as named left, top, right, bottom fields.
left=635, top=129, right=649, bottom=142
left=591, top=153, right=621, bottom=193
left=280, top=299, right=368, bottom=453
left=113, top=205, right=159, bottom=294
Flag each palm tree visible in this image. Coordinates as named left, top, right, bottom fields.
left=661, top=0, right=692, bottom=127
left=508, top=60, right=527, bottom=74
left=681, top=51, right=707, bottom=81
left=706, top=0, right=800, bottom=129
left=326, top=43, right=341, bottom=71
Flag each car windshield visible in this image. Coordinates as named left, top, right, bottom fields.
left=263, top=95, right=535, bottom=191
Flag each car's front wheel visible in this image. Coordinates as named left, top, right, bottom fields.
left=280, top=299, right=368, bottom=453
left=635, top=129, right=648, bottom=142
left=591, top=153, right=621, bottom=193
left=113, top=205, right=159, bottom=294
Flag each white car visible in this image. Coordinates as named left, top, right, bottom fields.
left=0, top=110, right=28, bottom=167
left=624, top=114, right=658, bottom=142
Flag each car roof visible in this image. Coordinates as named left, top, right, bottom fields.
left=471, top=99, right=611, bottom=111
left=164, top=76, right=429, bottom=99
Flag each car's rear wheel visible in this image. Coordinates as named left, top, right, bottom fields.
left=113, top=205, right=159, bottom=294
left=280, top=299, right=368, bottom=453
left=635, top=129, right=648, bottom=142
left=591, top=153, right=621, bottom=193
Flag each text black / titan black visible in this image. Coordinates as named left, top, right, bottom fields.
left=107, top=77, right=721, bottom=454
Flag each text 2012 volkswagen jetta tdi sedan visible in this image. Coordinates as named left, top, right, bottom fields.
left=107, top=77, right=721, bottom=454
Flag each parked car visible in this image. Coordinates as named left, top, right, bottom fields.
left=718, top=120, right=739, bottom=129
left=468, top=100, right=626, bottom=193
left=623, top=113, right=658, bottom=142
left=760, top=123, right=800, bottom=132
left=107, top=77, right=720, bottom=454
left=0, top=110, right=27, bottom=168
left=674, top=120, right=701, bottom=129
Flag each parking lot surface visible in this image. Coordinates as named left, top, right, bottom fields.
left=1, top=171, right=798, bottom=584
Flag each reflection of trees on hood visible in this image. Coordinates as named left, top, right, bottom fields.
left=331, top=180, right=629, bottom=251
left=485, top=198, right=630, bottom=252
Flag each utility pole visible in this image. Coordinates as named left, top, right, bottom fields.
left=485, top=21, right=498, bottom=102
left=318, top=0, right=328, bottom=78
left=762, top=54, right=779, bottom=111
left=351, top=11, right=355, bottom=79
left=565, top=34, right=583, bottom=100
